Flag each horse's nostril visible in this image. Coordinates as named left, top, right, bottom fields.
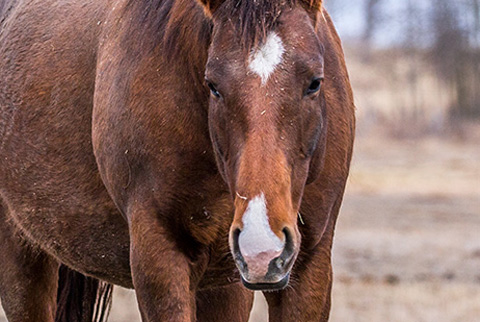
left=232, top=228, right=247, bottom=269
left=232, top=228, right=241, bottom=253
left=267, top=227, right=296, bottom=271
left=232, top=228, right=243, bottom=261
left=281, top=227, right=295, bottom=258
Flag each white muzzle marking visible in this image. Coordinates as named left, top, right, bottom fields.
left=238, top=193, right=284, bottom=258
left=248, top=32, right=285, bottom=85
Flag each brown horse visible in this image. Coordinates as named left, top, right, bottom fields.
left=0, top=0, right=355, bottom=321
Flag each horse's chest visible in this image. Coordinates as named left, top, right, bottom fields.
left=185, top=196, right=233, bottom=246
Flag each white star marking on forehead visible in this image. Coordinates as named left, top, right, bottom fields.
left=248, top=32, right=285, bottom=85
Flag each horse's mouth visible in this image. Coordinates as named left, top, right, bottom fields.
left=241, top=273, right=290, bottom=291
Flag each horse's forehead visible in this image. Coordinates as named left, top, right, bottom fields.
left=207, top=9, right=320, bottom=83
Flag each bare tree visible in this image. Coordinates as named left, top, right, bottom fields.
left=363, top=0, right=382, bottom=48
left=473, top=0, right=480, bottom=46
left=430, top=0, right=480, bottom=120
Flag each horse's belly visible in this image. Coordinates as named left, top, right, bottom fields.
left=0, top=0, right=132, bottom=287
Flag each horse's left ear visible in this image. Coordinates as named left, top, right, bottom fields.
left=195, top=0, right=226, bottom=17
left=306, top=0, right=323, bottom=10
left=301, top=0, right=323, bottom=25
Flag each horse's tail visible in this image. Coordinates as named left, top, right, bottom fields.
left=55, top=265, right=113, bottom=322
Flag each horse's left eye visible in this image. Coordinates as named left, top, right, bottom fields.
left=306, top=78, right=323, bottom=96
left=207, top=81, right=221, bottom=98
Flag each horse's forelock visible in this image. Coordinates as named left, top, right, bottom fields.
left=215, top=0, right=294, bottom=51
left=211, top=0, right=321, bottom=52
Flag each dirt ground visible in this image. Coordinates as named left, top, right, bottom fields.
left=1, top=130, right=479, bottom=321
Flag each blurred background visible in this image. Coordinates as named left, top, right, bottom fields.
left=328, top=0, right=480, bottom=136
left=1, top=0, right=479, bottom=321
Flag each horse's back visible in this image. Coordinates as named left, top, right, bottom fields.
left=0, top=0, right=131, bottom=286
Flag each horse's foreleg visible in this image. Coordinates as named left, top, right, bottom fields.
left=263, top=242, right=334, bottom=322
left=0, top=206, right=59, bottom=322
left=129, top=209, right=204, bottom=322
left=196, top=284, right=254, bottom=322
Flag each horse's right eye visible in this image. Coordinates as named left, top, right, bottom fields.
left=305, top=77, right=323, bottom=96
left=207, top=81, right=221, bottom=98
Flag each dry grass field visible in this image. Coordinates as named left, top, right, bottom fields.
left=2, top=127, right=478, bottom=321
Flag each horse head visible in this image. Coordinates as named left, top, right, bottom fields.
left=196, top=0, right=326, bottom=290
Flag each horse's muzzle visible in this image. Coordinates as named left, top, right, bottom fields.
left=232, top=227, right=297, bottom=291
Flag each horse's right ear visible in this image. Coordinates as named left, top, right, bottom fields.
left=196, top=0, right=225, bottom=17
